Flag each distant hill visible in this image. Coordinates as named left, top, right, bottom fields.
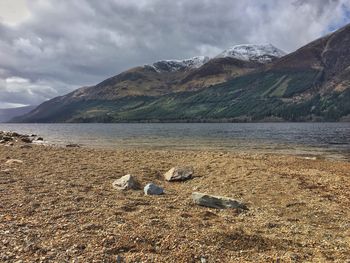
left=12, top=24, right=350, bottom=123
left=0, top=105, right=37, bottom=123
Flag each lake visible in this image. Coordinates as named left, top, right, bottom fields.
left=0, top=123, right=349, bottom=160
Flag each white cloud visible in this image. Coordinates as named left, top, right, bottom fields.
left=0, top=0, right=30, bottom=26
left=0, top=102, right=28, bottom=108
left=0, top=76, right=77, bottom=106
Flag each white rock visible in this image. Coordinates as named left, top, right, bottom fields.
left=112, top=174, right=139, bottom=190
left=164, top=166, right=193, bottom=181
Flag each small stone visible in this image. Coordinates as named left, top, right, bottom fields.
left=2, top=136, right=13, bottom=142
left=20, top=144, right=32, bottom=149
left=144, top=183, right=164, bottom=195
left=8, top=132, right=19, bottom=137
left=192, top=192, right=248, bottom=210
left=66, top=144, right=80, bottom=148
left=164, top=166, right=193, bottom=181
left=112, top=174, right=139, bottom=190
left=5, top=159, right=23, bottom=165
left=116, top=255, right=123, bottom=263
left=21, top=137, right=33, bottom=143
left=302, top=156, right=317, bottom=160
left=36, top=137, right=44, bottom=141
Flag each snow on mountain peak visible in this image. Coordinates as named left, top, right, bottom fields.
left=216, top=44, right=286, bottom=63
left=144, top=44, right=286, bottom=73
left=147, top=56, right=210, bottom=73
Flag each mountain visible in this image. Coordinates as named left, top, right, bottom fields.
left=12, top=24, right=350, bottom=123
left=148, top=56, right=210, bottom=72
left=216, top=44, right=286, bottom=63
left=0, top=105, right=37, bottom=123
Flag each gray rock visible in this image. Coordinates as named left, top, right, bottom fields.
left=192, top=192, right=248, bottom=210
left=116, top=255, right=124, bottom=263
left=112, top=174, right=139, bottom=190
left=164, top=166, right=193, bottom=181
left=21, top=137, right=33, bottom=143
left=144, top=183, right=164, bottom=195
left=8, top=132, right=19, bottom=137
left=2, top=136, right=12, bottom=142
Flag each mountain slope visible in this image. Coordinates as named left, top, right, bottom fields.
left=46, top=55, right=263, bottom=105
left=12, top=24, right=350, bottom=123
left=0, top=105, right=37, bottom=123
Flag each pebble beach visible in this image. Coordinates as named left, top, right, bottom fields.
left=0, top=132, right=350, bottom=262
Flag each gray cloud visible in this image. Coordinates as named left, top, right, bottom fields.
left=0, top=0, right=349, bottom=108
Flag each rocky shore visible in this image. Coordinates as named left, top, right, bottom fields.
left=0, top=131, right=43, bottom=146
left=0, top=132, right=349, bottom=262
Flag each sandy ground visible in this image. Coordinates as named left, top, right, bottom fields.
left=0, top=142, right=349, bottom=262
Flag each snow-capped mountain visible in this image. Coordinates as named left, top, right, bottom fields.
left=14, top=22, right=350, bottom=123
left=216, top=44, right=286, bottom=63
left=147, top=56, right=210, bottom=72
left=146, top=44, right=286, bottom=73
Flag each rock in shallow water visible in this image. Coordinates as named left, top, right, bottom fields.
left=192, top=192, right=248, bottom=210
left=112, top=174, right=139, bottom=190
left=144, top=183, right=164, bottom=195
left=164, top=166, right=193, bottom=181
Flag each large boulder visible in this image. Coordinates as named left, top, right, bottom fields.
left=164, top=166, right=193, bottom=181
left=144, top=183, right=164, bottom=195
left=112, top=174, right=139, bottom=190
left=192, top=192, right=248, bottom=210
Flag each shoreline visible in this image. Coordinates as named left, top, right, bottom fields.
left=1, top=127, right=349, bottom=162
left=1, top=138, right=350, bottom=262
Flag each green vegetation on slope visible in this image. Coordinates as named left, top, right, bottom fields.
left=13, top=69, right=349, bottom=122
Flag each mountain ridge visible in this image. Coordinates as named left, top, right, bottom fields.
left=12, top=24, right=350, bottom=123
left=216, top=44, right=286, bottom=63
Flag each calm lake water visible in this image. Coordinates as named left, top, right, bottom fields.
left=0, top=123, right=349, bottom=160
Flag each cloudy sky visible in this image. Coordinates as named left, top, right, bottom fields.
left=0, top=0, right=349, bottom=108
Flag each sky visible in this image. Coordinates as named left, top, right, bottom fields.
left=0, top=0, right=349, bottom=108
